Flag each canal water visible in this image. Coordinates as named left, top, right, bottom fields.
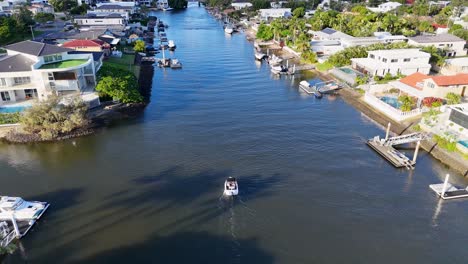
left=2, top=5, right=468, bottom=264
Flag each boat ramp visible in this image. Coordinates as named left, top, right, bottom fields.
left=367, top=123, right=428, bottom=169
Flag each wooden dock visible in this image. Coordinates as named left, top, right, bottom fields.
left=367, top=139, right=415, bottom=169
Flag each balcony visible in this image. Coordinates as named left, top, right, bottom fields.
left=39, top=59, right=88, bottom=70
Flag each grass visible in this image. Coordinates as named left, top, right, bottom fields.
left=40, top=59, right=87, bottom=69
left=103, top=54, right=140, bottom=78
left=316, top=61, right=333, bottom=71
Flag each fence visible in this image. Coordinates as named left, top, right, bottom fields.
left=364, top=92, right=422, bottom=121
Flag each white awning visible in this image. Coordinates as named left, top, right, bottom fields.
left=111, top=38, right=120, bottom=45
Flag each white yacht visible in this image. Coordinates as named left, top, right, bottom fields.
left=268, top=54, right=283, bottom=65
left=224, top=25, right=234, bottom=34
left=254, top=51, right=266, bottom=60
left=224, top=177, right=238, bottom=196
left=0, top=196, right=49, bottom=221
left=168, top=40, right=176, bottom=51
left=170, top=59, right=182, bottom=69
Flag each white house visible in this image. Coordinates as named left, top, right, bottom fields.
left=258, top=8, right=291, bottom=20
left=408, top=34, right=467, bottom=57
left=441, top=57, right=468, bottom=75
left=367, top=2, right=402, bottom=13
left=351, top=49, right=431, bottom=77
left=87, top=4, right=133, bottom=20
left=0, top=41, right=100, bottom=106
left=231, top=2, right=252, bottom=10
left=74, top=14, right=127, bottom=27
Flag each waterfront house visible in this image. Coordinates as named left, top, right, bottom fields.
left=74, top=13, right=127, bottom=27
left=351, top=49, right=431, bottom=77
left=390, top=72, right=468, bottom=99
left=440, top=57, right=468, bottom=75
left=367, top=2, right=402, bottom=13
left=407, top=34, right=467, bottom=57
left=258, top=8, right=292, bottom=21
left=0, top=41, right=99, bottom=106
left=87, top=4, right=133, bottom=20
left=231, top=2, right=252, bottom=10
left=310, top=28, right=353, bottom=41
left=61, top=39, right=105, bottom=53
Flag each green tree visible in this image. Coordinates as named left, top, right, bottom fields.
left=168, top=0, right=188, bottom=9
left=134, top=40, right=145, bottom=52
left=293, top=7, right=305, bottom=18
left=34, top=12, right=55, bottom=23
left=70, top=4, right=88, bottom=15
left=398, top=95, right=415, bottom=112
left=252, top=0, right=270, bottom=10
left=48, top=0, right=78, bottom=12
left=256, top=23, right=273, bottom=40
left=20, top=96, right=88, bottom=140
left=12, top=6, right=34, bottom=31
left=96, top=65, right=143, bottom=103
left=445, top=93, right=461, bottom=105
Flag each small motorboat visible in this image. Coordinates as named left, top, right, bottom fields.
left=318, top=82, right=341, bottom=94
left=170, top=59, right=182, bottom=69
left=158, top=58, right=171, bottom=68
left=0, top=196, right=49, bottom=221
left=168, top=40, right=176, bottom=51
left=254, top=51, right=266, bottom=60
left=224, top=177, right=238, bottom=196
left=268, top=54, right=283, bottom=65
left=271, top=65, right=288, bottom=75
left=224, top=25, right=234, bottom=34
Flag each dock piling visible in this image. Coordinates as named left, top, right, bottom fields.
left=10, top=215, right=20, bottom=238
left=385, top=122, right=391, bottom=141
left=441, top=174, right=450, bottom=198
left=412, top=140, right=421, bottom=163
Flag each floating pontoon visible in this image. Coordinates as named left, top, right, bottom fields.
left=430, top=174, right=468, bottom=200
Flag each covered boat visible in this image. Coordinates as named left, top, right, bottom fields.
left=224, top=177, right=238, bottom=196
left=0, top=196, right=49, bottom=221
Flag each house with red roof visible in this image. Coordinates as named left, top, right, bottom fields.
left=61, top=39, right=111, bottom=57
left=390, top=72, right=468, bottom=99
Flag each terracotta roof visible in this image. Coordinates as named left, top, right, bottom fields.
left=62, top=39, right=102, bottom=48
left=399, top=72, right=428, bottom=90
left=431, top=74, right=468, bottom=86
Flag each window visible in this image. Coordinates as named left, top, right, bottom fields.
left=13, top=77, right=30, bottom=85
left=439, top=44, right=444, bottom=46
left=1, top=91, right=10, bottom=101
left=449, top=109, right=468, bottom=129
left=404, top=58, right=410, bottom=62
left=391, top=59, right=398, bottom=63
left=25, top=89, right=37, bottom=99
left=382, top=58, right=387, bottom=62
left=0, top=78, right=5, bottom=86
left=428, top=82, right=435, bottom=88
left=370, top=54, right=375, bottom=59
left=44, top=55, right=54, bottom=63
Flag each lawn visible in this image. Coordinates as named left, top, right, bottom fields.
left=104, top=54, right=140, bottom=78
left=40, top=59, right=88, bottom=69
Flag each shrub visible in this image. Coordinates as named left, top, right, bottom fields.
left=0, top=112, right=20, bottom=124
left=412, top=124, right=421, bottom=131
left=445, top=92, right=461, bottom=105
left=398, top=95, right=415, bottom=112
left=433, top=134, right=457, bottom=152
left=422, top=97, right=443, bottom=107
left=96, top=64, right=143, bottom=103
left=134, top=39, right=145, bottom=52
left=19, top=96, right=88, bottom=140
left=355, top=75, right=368, bottom=85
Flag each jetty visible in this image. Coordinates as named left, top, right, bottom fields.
left=367, top=123, right=428, bottom=169
left=430, top=174, right=468, bottom=200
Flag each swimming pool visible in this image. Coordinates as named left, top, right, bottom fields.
left=0, top=106, right=29, bottom=113
left=339, top=67, right=355, bottom=75
left=380, top=96, right=402, bottom=109
left=459, top=140, right=468, bottom=148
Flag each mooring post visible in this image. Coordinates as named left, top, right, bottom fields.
left=10, top=214, right=20, bottom=238
left=412, top=140, right=421, bottom=163
left=385, top=122, right=391, bottom=141
left=441, top=174, right=450, bottom=198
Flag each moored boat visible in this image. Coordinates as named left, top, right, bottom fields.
left=255, top=51, right=266, bottom=60
left=224, top=25, right=234, bottom=34
left=224, top=177, right=238, bottom=196
left=170, top=59, right=182, bottom=69
left=268, top=54, right=283, bottom=65
left=0, top=196, right=49, bottom=221
left=168, top=40, right=176, bottom=51
left=271, top=65, right=288, bottom=75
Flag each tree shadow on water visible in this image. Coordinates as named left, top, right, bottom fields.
left=71, top=231, right=275, bottom=264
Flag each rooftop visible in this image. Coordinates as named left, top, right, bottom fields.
left=408, top=33, right=465, bottom=43
left=68, top=51, right=104, bottom=62
left=39, top=59, right=88, bottom=69
left=431, top=74, right=468, bottom=86
left=62, top=39, right=102, bottom=48
left=95, top=4, right=132, bottom=10
left=5, top=40, right=72, bottom=57
left=444, top=57, right=468, bottom=67
left=0, top=54, right=34, bottom=72
left=368, top=49, right=431, bottom=58
left=399, top=72, right=427, bottom=90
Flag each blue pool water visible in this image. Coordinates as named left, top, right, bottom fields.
left=380, top=96, right=401, bottom=109
left=0, top=106, right=29, bottom=113
left=459, top=140, right=468, bottom=148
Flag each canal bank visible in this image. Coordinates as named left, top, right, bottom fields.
left=2, top=6, right=468, bottom=263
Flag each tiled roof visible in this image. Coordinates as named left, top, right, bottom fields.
left=399, top=72, right=428, bottom=90
left=0, top=54, right=34, bottom=72
left=5, top=40, right=72, bottom=57
left=431, top=74, right=468, bottom=86
left=96, top=4, right=132, bottom=10
left=62, top=39, right=102, bottom=48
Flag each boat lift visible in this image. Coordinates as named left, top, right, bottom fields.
left=367, top=123, right=428, bottom=169
left=430, top=174, right=468, bottom=200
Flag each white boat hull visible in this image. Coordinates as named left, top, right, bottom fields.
left=224, top=189, right=238, bottom=196
left=224, top=28, right=234, bottom=34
